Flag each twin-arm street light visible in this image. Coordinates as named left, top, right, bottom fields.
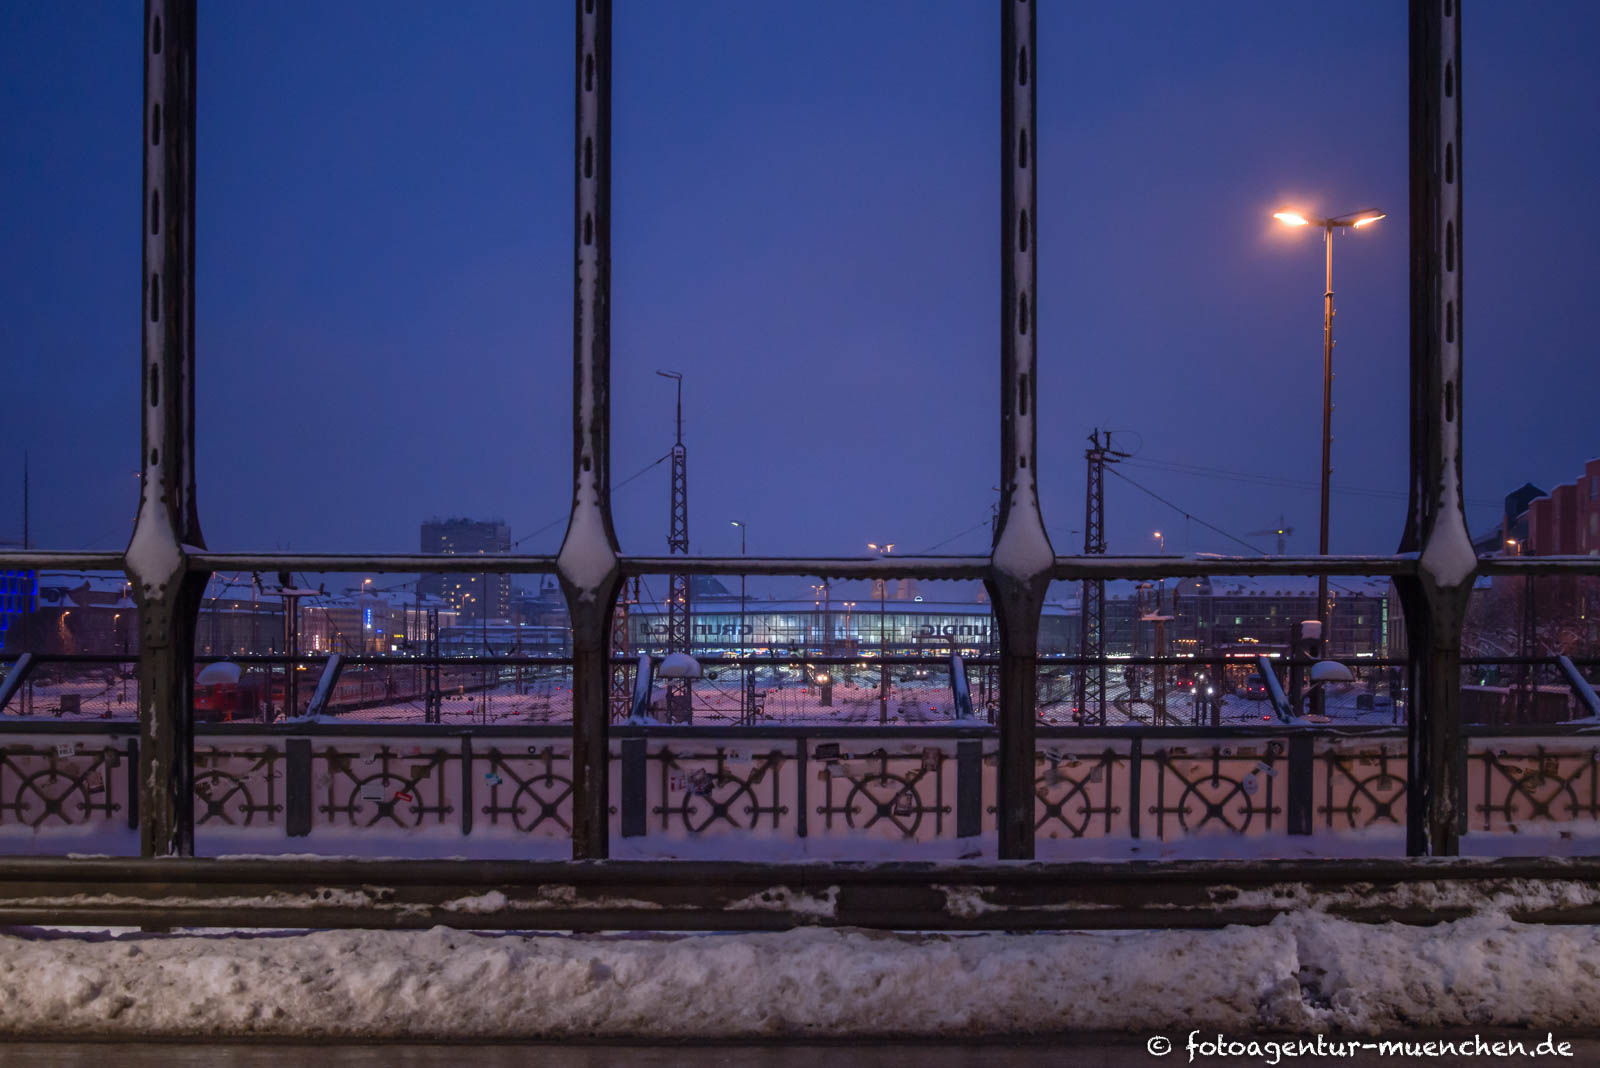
left=1273, top=208, right=1385, bottom=674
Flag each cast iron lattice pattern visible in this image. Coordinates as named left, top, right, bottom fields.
left=1150, top=744, right=1284, bottom=837
left=814, top=747, right=951, bottom=839
left=480, top=745, right=575, bottom=835
left=193, top=745, right=281, bottom=826
left=1321, top=746, right=1408, bottom=830
left=318, top=745, right=455, bottom=829
left=649, top=745, right=787, bottom=834
left=0, top=743, right=127, bottom=829
left=1473, top=745, right=1600, bottom=831
left=1034, top=748, right=1122, bottom=837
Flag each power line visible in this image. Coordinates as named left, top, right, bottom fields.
left=1108, top=467, right=1373, bottom=595
left=1123, top=456, right=1501, bottom=509
left=511, top=452, right=671, bottom=548
left=914, top=515, right=993, bottom=554
left=1106, top=467, right=1266, bottom=556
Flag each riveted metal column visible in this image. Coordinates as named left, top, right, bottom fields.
left=558, top=0, right=623, bottom=859
left=989, top=0, right=1054, bottom=860
left=127, top=0, right=208, bottom=858
left=1398, top=0, right=1471, bottom=857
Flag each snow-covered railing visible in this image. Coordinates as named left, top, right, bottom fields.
left=7, top=721, right=1600, bottom=865
left=3, top=853, right=1600, bottom=932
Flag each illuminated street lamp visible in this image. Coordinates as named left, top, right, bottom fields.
left=1273, top=207, right=1385, bottom=665
left=1153, top=531, right=1165, bottom=554
left=731, top=520, right=749, bottom=720
left=868, top=542, right=895, bottom=723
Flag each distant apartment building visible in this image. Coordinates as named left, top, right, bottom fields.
left=1463, top=460, right=1600, bottom=659
left=417, top=518, right=512, bottom=624
left=1526, top=459, right=1600, bottom=556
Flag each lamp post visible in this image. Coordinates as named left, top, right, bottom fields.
left=1273, top=208, right=1385, bottom=668
left=868, top=542, right=894, bottom=723
left=731, top=520, right=748, bottom=721
left=1153, top=531, right=1165, bottom=554
left=360, top=578, right=373, bottom=656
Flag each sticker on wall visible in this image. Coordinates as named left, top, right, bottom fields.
left=814, top=743, right=840, bottom=760
left=1254, top=761, right=1277, bottom=778
left=410, top=764, right=433, bottom=781
left=484, top=772, right=503, bottom=787
left=359, top=780, right=386, bottom=803
left=687, top=769, right=715, bottom=798
left=723, top=748, right=745, bottom=765
left=892, top=788, right=917, bottom=817
left=921, top=749, right=940, bottom=772
left=54, top=743, right=75, bottom=759
left=394, top=790, right=413, bottom=804
left=84, top=769, right=105, bottom=793
left=1242, top=773, right=1259, bottom=796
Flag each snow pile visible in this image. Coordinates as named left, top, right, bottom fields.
left=2, top=910, right=1599, bottom=1038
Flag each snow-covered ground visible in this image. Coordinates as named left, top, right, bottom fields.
left=1, top=909, right=1597, bottom=1038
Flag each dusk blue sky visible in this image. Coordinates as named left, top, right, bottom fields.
left=4, top=2, right=1597, bottom=571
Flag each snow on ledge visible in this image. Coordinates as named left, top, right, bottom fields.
left=4, top=911, right=1600, bottom=1038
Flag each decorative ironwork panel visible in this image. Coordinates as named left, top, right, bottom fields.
left=1470, top=744, right=1600, bottom=833
left=479, top=744, right=575, bottom=838
left=316, top=743, right=455, bottom=829
left=1033, top=745, right=1125, bottom=839
left=0, top=741, right=128, bottom=830
left=193, top=744, right=282, bottom=827
left=814, top=743, right=952, bottom=840
left=1148, top=742, right=1284, bottom=839
left=1318, top=743, right=1408, bottom=832
left=647, top=743, right=789, bottom=835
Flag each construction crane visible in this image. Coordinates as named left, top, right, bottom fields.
left=1248, top=516, right=1295, bottom=556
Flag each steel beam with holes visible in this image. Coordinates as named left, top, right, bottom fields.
left=988, top=0, right=1052, bottom=861
left=556, top=0, right=624, bottom=859
left=1397, top=0, right=1472, bottom=857
left=127, top=0, right=208, bottom=858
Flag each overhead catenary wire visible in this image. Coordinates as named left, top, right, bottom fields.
left=512, top=452, right=672, bottom=549
left=1106, top=467, right=1266, bottom=556
left=1122, top=456, right=1501, bottom=509
left=914, top=515, right=993, bottom=554
left=1108, top=467, right=1365, bottom=595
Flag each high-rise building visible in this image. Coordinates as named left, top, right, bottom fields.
left=418, top=518, right=512, bottom=624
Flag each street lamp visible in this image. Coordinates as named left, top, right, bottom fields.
left=868, top=542, right=895, bottom=723
left=1273, top=207, right=1385, bottom=661
left=361, top=578, right=373, bottom=656
left=731, top=520, right=748, bottom=721
left=1153, top=531, right=1165, bottom=555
